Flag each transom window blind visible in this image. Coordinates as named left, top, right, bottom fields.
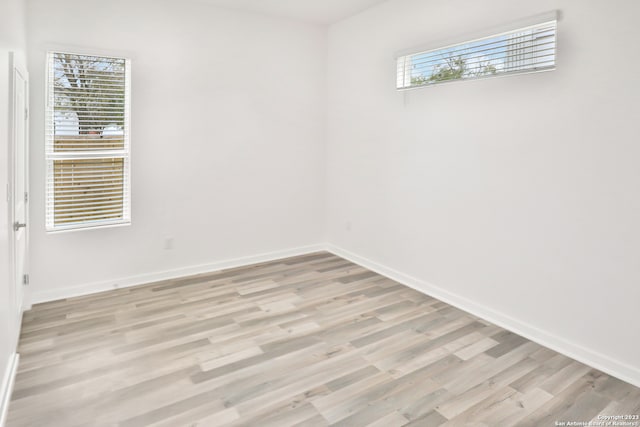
left=46, top=52, right=131, bottom=231
left=397, top=18, right=557, bottom=90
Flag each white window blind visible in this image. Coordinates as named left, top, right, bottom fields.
left=397, top=18, right=557, bottom=90
left=46, top=52, right=131, bottom=231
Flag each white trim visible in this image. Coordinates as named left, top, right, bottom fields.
left=30, top=244, right=325, bottom=304
left=325, top=243, right=640, bottom=389
left=44, top=220, right=131, bottom=235
left=0, top=353, right=19, bottom=427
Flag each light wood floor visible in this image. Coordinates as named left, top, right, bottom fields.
left=7, top=252, right=640, bottom=426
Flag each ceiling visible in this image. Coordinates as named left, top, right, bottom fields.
left=195, top=0, right=389, bottom=25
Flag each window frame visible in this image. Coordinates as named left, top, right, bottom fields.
left=396, top=12, right=558, bottom=90
left=45, top=50, right=132, bottom=233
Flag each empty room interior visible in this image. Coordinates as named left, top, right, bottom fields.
left=1, top=0, right=640, bottom=426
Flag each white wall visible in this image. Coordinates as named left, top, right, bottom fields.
left=0, top=0, right=27, bottom=420
left=327, top=0, right=640, bottom=386
left=27, top=0, right=327, bottom=302
left=21, top=0, right=640, bottom=390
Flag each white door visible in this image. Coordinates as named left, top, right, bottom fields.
left=10, top=52, right=29, bottom=322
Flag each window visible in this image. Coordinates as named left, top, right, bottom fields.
left=397, top=18, right=557, bottom=90
left=46, top=52, right=131, bottom=231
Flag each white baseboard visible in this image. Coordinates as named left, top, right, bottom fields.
left=31, top=244, right=325, bottom=304
left=326, top=243, right=640, bottom=389
left=0, top=353, right=19, bottom=427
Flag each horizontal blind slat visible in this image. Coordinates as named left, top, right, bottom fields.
left=403, top=40, right=556, bottom=70
left=405, top=29, right=555, bottom=64
left=397, top=51, right=557, bottom=80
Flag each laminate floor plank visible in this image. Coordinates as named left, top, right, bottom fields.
left=7, top=252, right=639, bottom=426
